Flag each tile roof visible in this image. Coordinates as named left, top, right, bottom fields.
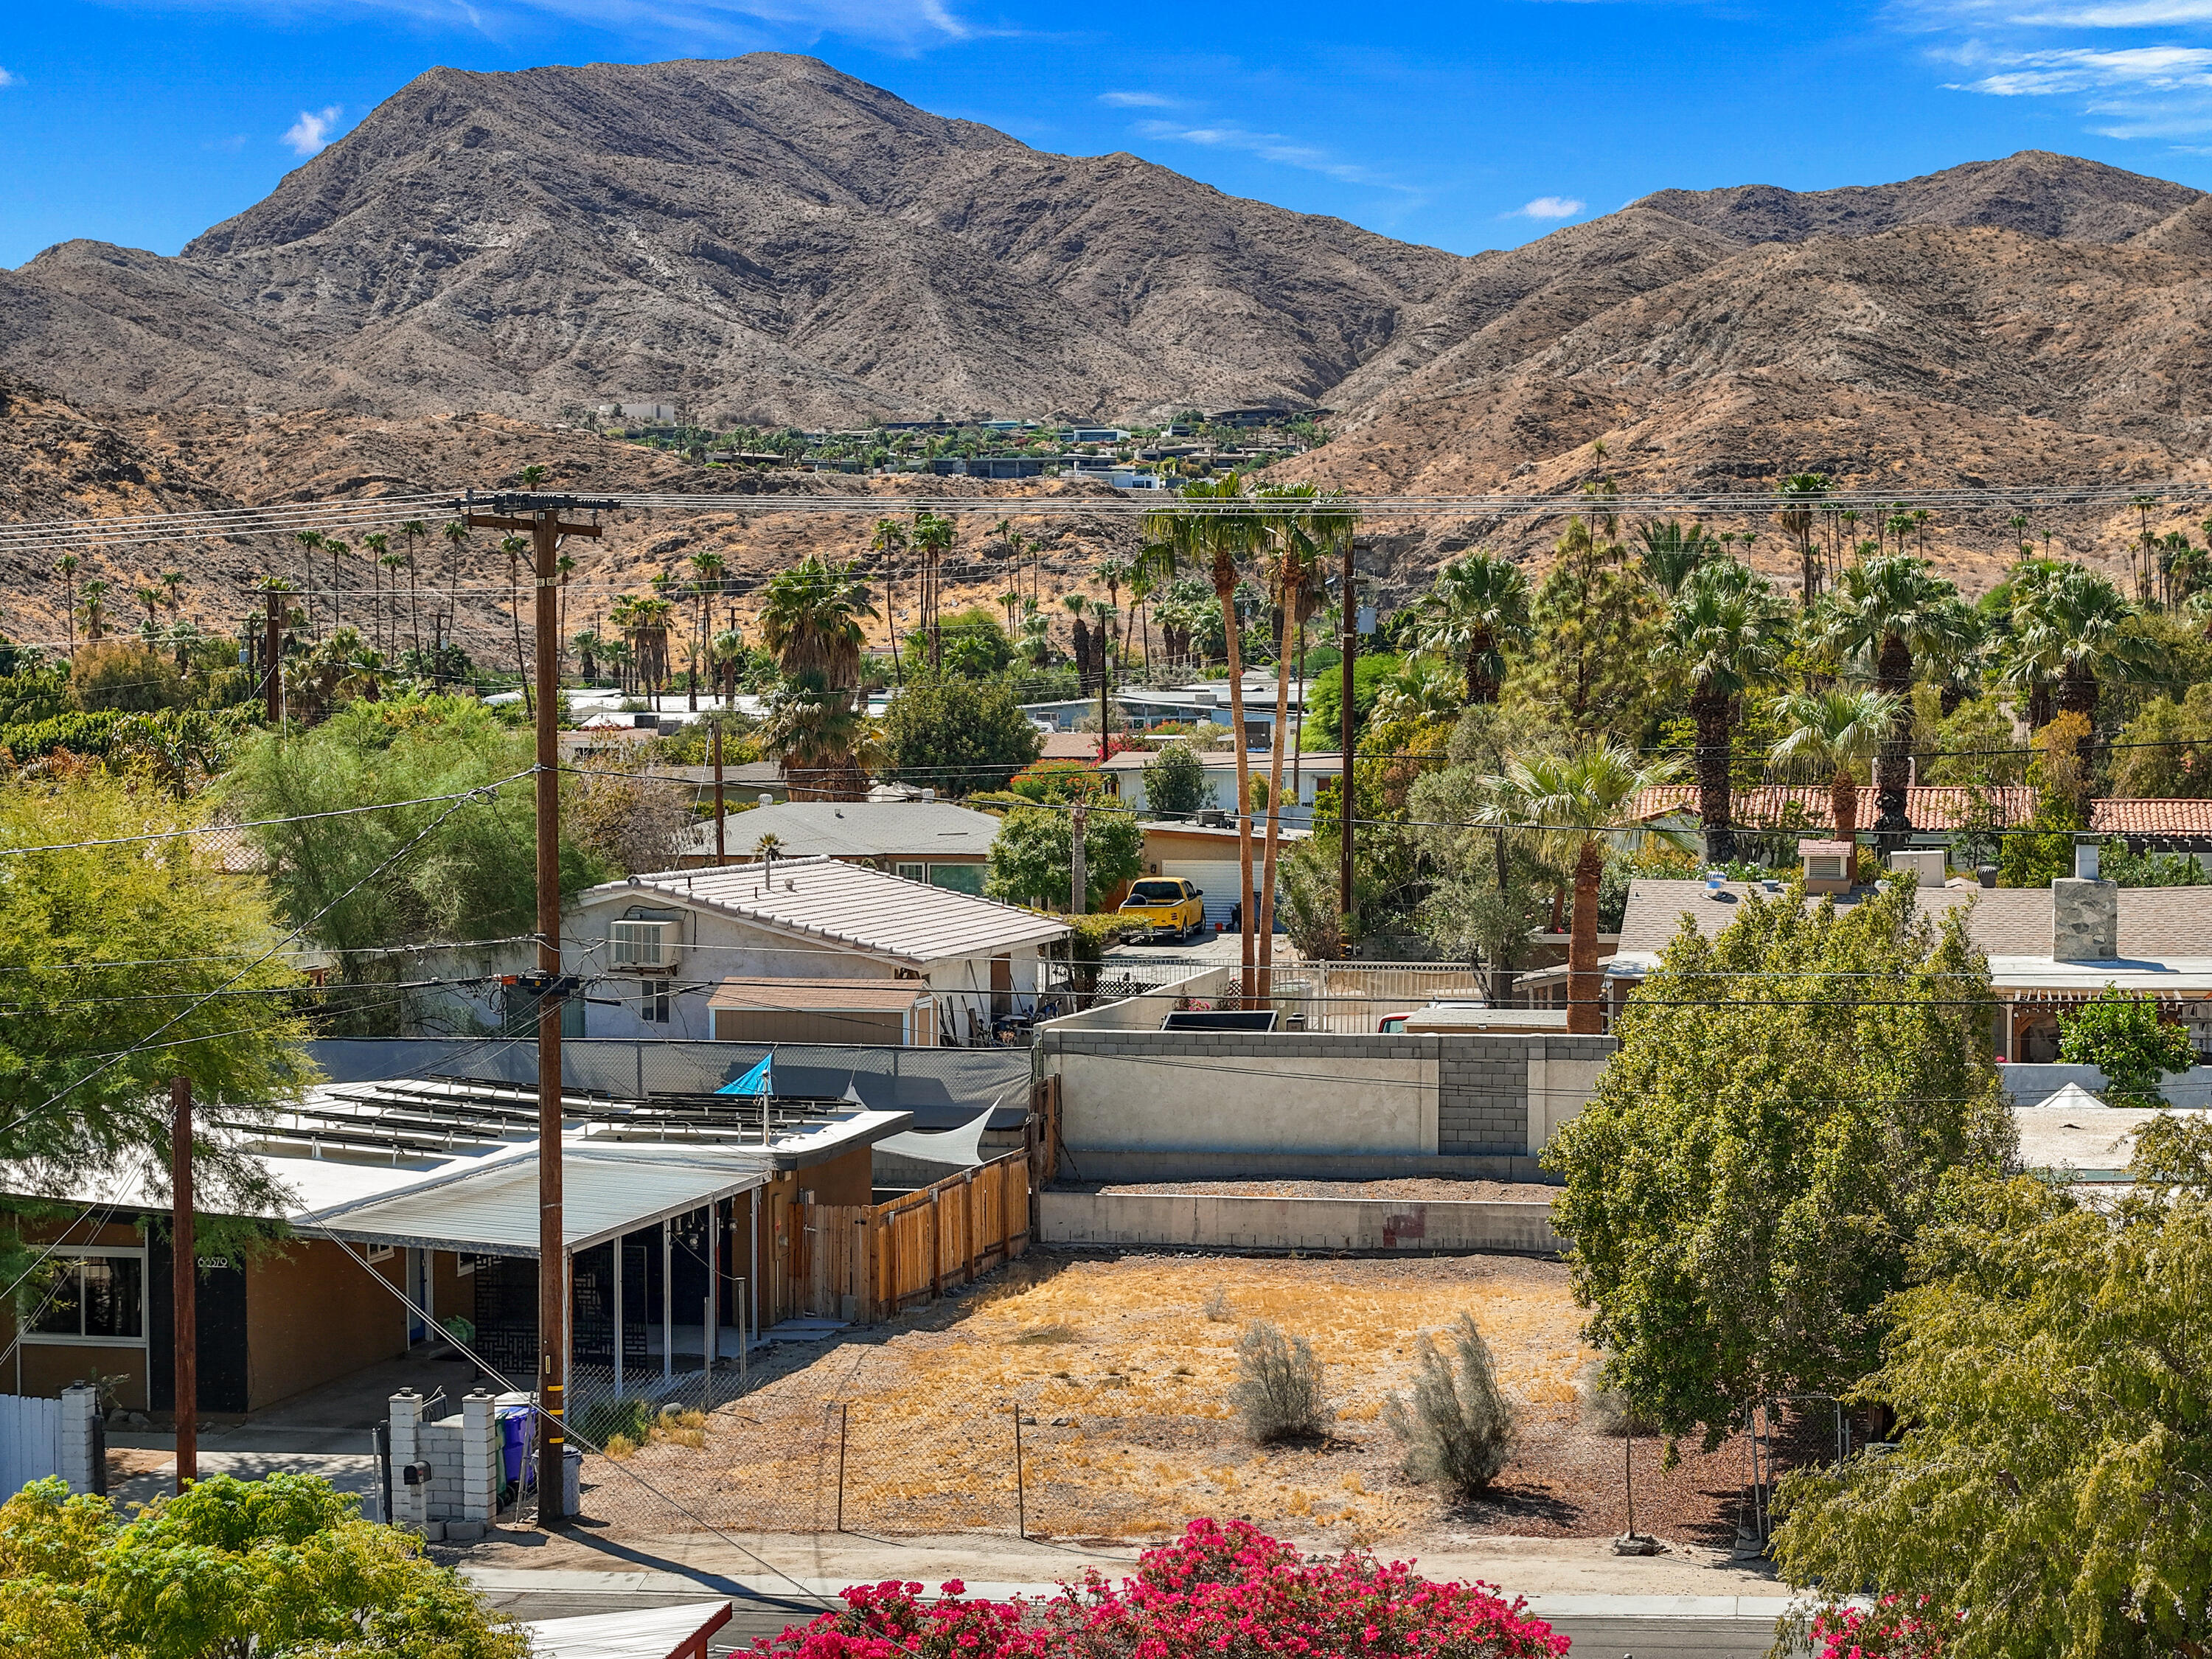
left=2095, top=798, right=2212, bottom=835
left=1634, top=785, right=2037, bottom=832
left=590, top=856, right=1068, bottom=964
left=1617, top=877, right=2212, bottom=960
left=675, top=799, right=1004, bottom=860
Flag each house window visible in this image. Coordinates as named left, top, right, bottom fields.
left=26, top=1251, right=145, bottom=1345
left=894, top=862, right=928, bottom=883
left=365, top=1245, right=395, bottom=1264
left=643, top=988, right=672, bottom=1024
left=928, top=864, right=985, bottom=897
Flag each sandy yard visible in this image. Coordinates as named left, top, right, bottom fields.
left=594, top=1251, right=1761, bottom=1549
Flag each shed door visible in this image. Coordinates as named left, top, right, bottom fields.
left=990, top=955, right=1013, bottom=1017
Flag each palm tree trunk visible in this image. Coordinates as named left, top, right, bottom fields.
left=409, top=567, right=421, bottom=660
left=1220, top=572, right=1256, bottom=1008
left=511, top=565, right=532, bottom=718
left=1567, top=839, right=1605, bottom=1036
left=1832, top=768, right=1859, bottom=847
left=1874, top=634, right=1913, bottom=835
left=1692, top=683, right=1734, bottom=864
left=1256, top=597, right=1298, bottom=998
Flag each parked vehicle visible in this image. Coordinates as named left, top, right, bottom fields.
left=1117, top=877, right=1206, bottom=942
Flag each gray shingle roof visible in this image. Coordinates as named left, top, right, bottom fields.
left=594, top=856, right=1068, bottom=964
left=1618, top=879, right=2212, bottom=961
left=675, top=799, right=1003, bottom=860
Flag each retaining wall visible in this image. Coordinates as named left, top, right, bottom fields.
left=1040, top=1192, right=1565, bottom=1256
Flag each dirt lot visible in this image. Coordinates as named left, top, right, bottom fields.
left=599, top=1251, right=1762, bottom=1549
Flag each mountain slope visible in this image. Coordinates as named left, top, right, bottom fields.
left=0, top=54, right=1463, bottom=423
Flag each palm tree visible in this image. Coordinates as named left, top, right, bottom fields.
left=1769, top=687, right=1901, bottom=849
left=555, top=551, right=577, bottom=687
left=1416, top=552, right=1532, bottom=703
left=52, top=555, right=79, bottom=660
left=1484, top=743, right=1686, bottom=1034
left=1095, top=559, right=1128, bottom=673
left=762, top=674, right=880, bottom=801
left=2131, top=494, right=2162, bottom=605
left=1370, top=655, right=1464, bottom=725
left=363, top=532, right=392, bottom=654
left=687, top=552, right=726, bottom=712
left=2003, top=563, right=2155, bottom=727
left=1774, top=473, right=1829, bottom=606
left=292, top=529, right=324, bottom=636
left=79, top=577, right=110, bottom=643
left=1127, top=564, right=1158, bottom=672
left=1813, top=554, right=1969, bottom=835
left=1142, top=476, right=1263, bottom=986
left=321, top=539, right=349, bottom=636
left=759, top=556, right=877, bottom=687
left=133, top=585, right=164, bottom=635
left=496, top=535, right=535, bottom=714
left=160, top=569, right=187, bottom=669
left=1658, top=559, right=1793, bottom=863
left=1635, top=521, right=1717, bottom=598
left=400, top=520, right=429, bottom=661
left=911, top=512, right=956, bottom=672
left=438, top=520, right=470, bottom=687
left=709, top=628, right=747, bottom=703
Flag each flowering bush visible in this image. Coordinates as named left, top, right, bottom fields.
left=754, top=1519, right=1563, bottom=1659
left=1809, top=1595, right=1949, bottom=1659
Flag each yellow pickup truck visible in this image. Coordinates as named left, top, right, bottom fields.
left=1117, top=877, right=1206, bottom=942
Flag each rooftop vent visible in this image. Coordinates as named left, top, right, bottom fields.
left=1800, top=838, right=1854, bottom=894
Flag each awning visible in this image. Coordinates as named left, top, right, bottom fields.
left=521, top=1601, right=735, bottom=1659
left=293, top=1144, right=771, bottom=1259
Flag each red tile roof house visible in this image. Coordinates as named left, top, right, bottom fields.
left=1632, top=787, right=2212, bottom=855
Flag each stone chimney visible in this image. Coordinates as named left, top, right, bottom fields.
left=2052, top=838, right=2118, bottom=961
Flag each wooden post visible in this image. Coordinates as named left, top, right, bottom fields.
left=930, top=1189, right=942, bottom=1301
left=963, top=1169, right=978, bottom=1284
left=262, top=589, right=283, bottom=726
left=465, top=495, right=603, bottom=1530
left=170, top=1077, right=195, bottom=1493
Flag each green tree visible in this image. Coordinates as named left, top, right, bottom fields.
left=1633, top=521, right=1717, bottom=599
left=2109, top=685, right=2212, bottom=797
left=1301, top=652, right=1402, bottom=749
left=1812, top=554, right=1969, bottom=834
left=1524, top=517, right=1655, bottom=740
left=1768, top=686, right=1902, bottom=846
left=1772, top=1117, right=2212, bottom=1659
left=0, top=773, right=314, bottom=1282
left=907, top=606, right=1013, bottom=680
left=1142, top=740, right=1208, bottom=818
left=760, top=557, right=877, bottom=687
left=221, top=698, right=603, bottom=1004
left=2000, top=560, right=2156, bottom=728
left=1657, top=558, right=1793, bottom=863
left=1484, top=742, right=1685, bottom=1034
left=2059, top=984, right=2198, bottom=1104
left=1416, top=552, right=1532, bottom=704
left=69, top=642, right=187, bottom=713
left=985, top=802, right=1143, bottom=911
left=878, top=678, right=1043, bottom=795
left=0, top=1472, right=524, bottom=1659
left=1545, top=878, right=2014, bottom=1441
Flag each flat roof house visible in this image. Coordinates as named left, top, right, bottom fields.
left=672, top=799, right=1004, bottom=893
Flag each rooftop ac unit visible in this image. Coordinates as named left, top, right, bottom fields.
left=610, top=919, right=680, bottom=972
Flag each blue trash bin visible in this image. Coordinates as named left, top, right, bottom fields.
left=498, top=1411, right=529, bottom=1487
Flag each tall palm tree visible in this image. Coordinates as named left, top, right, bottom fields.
left=160, top=569, right=187, bottom=670
left=2130, top=494, right=2161, bottom=605
left=911, top=512, right=956, bottom=672
left=687, top=552, right=726, bottom=712
left=133, top=585, right=164, bottom=635
left=1484, top=743, right=1686, bottom=1034
left=2003, top=562, right=2155, bottom=727
left=1769, top=688, right=1901, bottom=849
left=1658, top=558, right=1793, bottom=863
left=321, top=539, right=349, bottom=637
left=1774, top=473, right=1829, bottom=606
left=1635, top=521, right=1717, bottom=598
left=79, top=577, right=110, bottom=643
left=1142, top=476, right=1263, bottom=987
left=52, top=555, right=79, bottom=660
left=363, top=532, right=392, bottom=654
left=400, top=519, right=429, bottom=658
left=1813, top=554, right=1969, bottom=834
left=1417, top=552, right=1532, bottom=703
left=556, top=551, right=576, bottom=688
left=498, top=535, right=532, bottom=714
left=292, top=529, right=324, bottom=637
left=437, top=520, right=470, bottom=688
left=759, top=556, right=877, bottom=687
left=762, top=674, right=880, bottom=801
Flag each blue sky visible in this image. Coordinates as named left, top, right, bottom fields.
left=10, top=0, right=2212, bottom=268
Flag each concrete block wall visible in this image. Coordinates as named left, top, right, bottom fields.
left=1041, top=1029, right=1615, bottom=1180
left=389, top=1388, right=500, bottom=1531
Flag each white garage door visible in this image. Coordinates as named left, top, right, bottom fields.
left=1161, top=859, right=1260, bottom=931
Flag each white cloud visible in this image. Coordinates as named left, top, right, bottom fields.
left=139, top=0, right=966, bottom=51
left=1509, top=195, right=1587, bottom=218
left=0, top=67, right=19, bottom=88
left=282, top=105, right=344, bottom=155
left=1130, top=117, right=1409, bottom=189
left=1952, top=43, right=2212, bottom=93
left=1098, top=90, right=1175, bottom=107
left=1904, top=0, right=2212, bottom=137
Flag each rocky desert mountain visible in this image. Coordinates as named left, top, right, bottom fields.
left=10, top=55, right=2212, bottom=642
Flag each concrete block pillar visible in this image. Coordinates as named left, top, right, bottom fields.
left=459, top=1391, right=498, bottom=1523
left=389, top=1389, right=428, bottom=1531
left=58, top=1385, right=97, bottom=1494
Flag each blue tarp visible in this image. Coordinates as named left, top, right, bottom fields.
left=716, top=1053, right=773, bottom=1097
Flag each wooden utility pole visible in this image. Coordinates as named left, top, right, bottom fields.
left=712, top=714, right=728, bottom=866
left=263, top=588, right=285, bottom=726
left=170, top=1077, right=196, bottom=1493
left=465, top=493, right=605, bottom=1528
left=1338, top=542, right=1357, bottom=958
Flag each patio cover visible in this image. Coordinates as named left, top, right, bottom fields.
left=520, top=1601, right=735, bottom=1659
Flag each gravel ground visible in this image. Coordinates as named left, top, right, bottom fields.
left=1072, top=1178, right=1560, bottom=1203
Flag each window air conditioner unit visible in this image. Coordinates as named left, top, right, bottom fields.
left=610, top=919, right=680, bottom=972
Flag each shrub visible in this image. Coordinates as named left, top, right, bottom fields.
left=1383, top=1312, right=1517, bottom=1498
left=2059, top=984, right=2198, bottom=1105
left=751, top=1518, right=1565, bottom=1659
left=1228, top=1318, right=1332, bottom=1442
left=576, top=1396, right=656, bottom=1448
